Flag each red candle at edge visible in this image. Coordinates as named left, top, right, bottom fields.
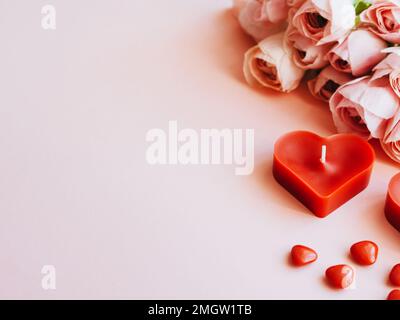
left=385, top=172, right=400, bottom=233
left=273, top=131, right=375, bottom=218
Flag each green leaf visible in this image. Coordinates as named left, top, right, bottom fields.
left=353, top=0, right=372, bottom=15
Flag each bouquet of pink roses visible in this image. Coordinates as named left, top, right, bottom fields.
left=234, top=0, right=400, bottom=163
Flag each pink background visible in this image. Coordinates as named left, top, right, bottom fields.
left=0, top=0, right=399, bottom=299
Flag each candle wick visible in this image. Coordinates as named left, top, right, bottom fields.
left=320, top=145, right=327, bottom=164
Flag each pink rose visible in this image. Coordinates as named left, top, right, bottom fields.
left=233, top=0, right=289, bottom=42
left=327, top=29, right=388, bottom=76
left=329, top=76, right=399, bottom=140
left=308, top=65, right=354, bottom=102
left=286, top=27, right=332, bottom=69
left=292, top=0, right=356, bottom=45
left=360, top=0, right=400, bottom=44
left=243, top=32, right=305, bottom=92
left=381, top=109, right=400, bottom=163
left=287, top=0, right=306, bottom=8
left=372, top=48, right=400, bottom=98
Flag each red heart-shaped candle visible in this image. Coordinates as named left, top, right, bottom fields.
left=273, top=131, right=375, bottom=218
left=385, top=173, right=400, bottom=233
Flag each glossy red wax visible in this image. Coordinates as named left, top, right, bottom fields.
left=385, top=173, right=400, bottom=233
left=273, top=131, right=375, bottom=218
left=325, top=265, right=354, bottom=289
left=291, top=245, right=318, bottom=266
left=350, top=241, right=378, bottom=265
left=387, top=289, right=400, bottom=300
left=389, top=264, right=400, bottom=286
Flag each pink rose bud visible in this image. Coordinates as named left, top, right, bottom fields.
left=373, top=48, right=400, bottom=98
left=329, top=76, right=399, bottom=140
left=286, top=28, right=332, bottom=69
left=233, top=0, right=289, bottom=42
left=308, top=66, right=354, bottom=102
left=243, top=32, right=305, bottom=92
left=381, top=109, right=400, bottom=163
left=328, top=29, right=388, bottom=77
left=292, top=0, right=356, bottom=45
left=360, top=1, right=400, bottom=44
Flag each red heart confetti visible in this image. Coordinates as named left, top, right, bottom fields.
left=350, top=241, right=378, bottom=265
left=387, top=289, right=400, bottom=300
left=325, top=264, right=354, bottom=289
left=291, top=245, right=318, bottom=266
left=389, top=264, right=400, bottom=286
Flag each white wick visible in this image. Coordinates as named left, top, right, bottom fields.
left=320, top=145, right=327, bottom=164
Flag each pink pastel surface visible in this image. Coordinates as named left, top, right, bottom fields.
left=0, top=0, right=399, bottom=300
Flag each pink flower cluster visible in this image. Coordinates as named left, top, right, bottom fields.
left=234, top=0, right=400, bottom=164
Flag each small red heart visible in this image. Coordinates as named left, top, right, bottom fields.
left=350, top=241, right=378, bottom=265
left=387, top=289, right=400, bottom=300
left=325, top=264, right=354, bottom=289
left=291, top=245, right=318, bottom=266
left=389, top=264, right=400, bottom=286
left=273, top=131, right=374, bottom=218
